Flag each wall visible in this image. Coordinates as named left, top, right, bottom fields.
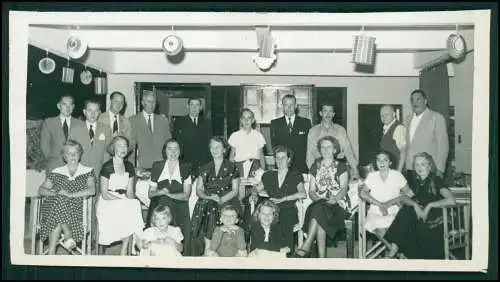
left=449, top=52, right=474, bottom=173
left=107, top=74, right=418, bottom=158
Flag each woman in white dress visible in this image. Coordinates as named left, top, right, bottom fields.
left=96, top=136, right=145, bottom=255
left=359, top=150, right=413, bottom=238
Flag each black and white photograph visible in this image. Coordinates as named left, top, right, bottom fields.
left=8, top=8, right=492, bottom=273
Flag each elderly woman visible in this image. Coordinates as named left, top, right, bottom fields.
left=359, top=150, right=412, bottom=239
left=384, top=152, right=455, bottom=259
left=96, top=136, right=144, bottom=256
left=147, top=139, right=194, bottom=241
left=188, top=136, right=241, bottom=256
left=294, top=136, right=349, bottom=258
left=256, top=145, right=306, bottom=256
left=38, top=140, right=96, bottom=255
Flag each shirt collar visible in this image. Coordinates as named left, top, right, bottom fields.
left=143, top=111, right=153, bottom=120
left=59, top=115, right=71, bottom=123
left=413, top=107, right=429, bottom=118
left=285, top=114, right=296, bottom=123
left=110, top=111, right=119, bottom=120
left=86, top=120, right=97, bottom=129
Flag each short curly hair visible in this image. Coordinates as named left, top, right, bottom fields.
left=252, top=199, right=280, bottom=225
left=107, top=135, right=130, bottom=156
left=61, top=139, right=84, bottom=163
left=316, top=135, right=341, bottom=159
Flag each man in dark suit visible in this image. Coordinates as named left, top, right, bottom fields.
left=270, top=94, right=312, bottom=174
left=172, top=97, right=212, bottom=170
left=98, top=91, right=132, bottom=141
left=40, top=94, right=85, bottom=171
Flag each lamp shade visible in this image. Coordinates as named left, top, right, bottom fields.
left=351, top=35, right=376, bottom=66
left=94, top=77, right=107, bottom=95
left=61, top=66, right=75, bottom=83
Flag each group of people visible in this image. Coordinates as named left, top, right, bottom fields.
left=35, top=87, right=454, bottom=259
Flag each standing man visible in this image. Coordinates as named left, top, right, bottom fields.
left=172, top=97, right=212, bottom=170
left=40, top=94, right=84, bottom=171
left=129, top=92, right=171, bottom=170
left=379, top=105, right=406, bottom=172
left=306, top=102, right=359, bottom=178
left=270, top=94, right=312, bottom=174
left=403, top=89, right=449, bottom=180
left=73, top=99, right=111, bottom=178
left=98, top=91, right=132, bottom=141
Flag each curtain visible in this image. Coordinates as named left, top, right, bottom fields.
left=419, top=63, right=452, bottom=178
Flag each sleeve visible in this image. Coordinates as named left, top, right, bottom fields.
left=306, top=129, right=316, bottom=169
left=393, top=125, right=407, bottom=150
left=363, top=172, right=375, bottom=192
left=434, top=114, right=449, bottom=173
left=150, top=162, right=162, bottom=183
left=395, top=170, right=408, bottom=188
left=236, top=227, right=247, bottom=251
left=309, top=160, right=318, bottom=177
left=290, top=171, right=304, bottom=194
left=99, top=162, right=112, bottom=179
left=40, top=119, right=50, bottom=158
left=258, top=132, right=266, bottom=148
left=170, top=226, right=184, bottom=243
left=172, top=117, right=181, bottom=141
left=227, top=132, right=237, bottom=148
left=337, top=126, right=358, bottom=169
left=209, top=227, right=223, bottom=251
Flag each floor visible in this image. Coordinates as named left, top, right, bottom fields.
left=23, top=199, right=360, bottom=257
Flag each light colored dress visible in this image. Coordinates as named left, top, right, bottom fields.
left=363, top=169, right=407, bottom=233
left=96, top=160, right=145, bottom=245
left=138, top=226, right=183, bottom=257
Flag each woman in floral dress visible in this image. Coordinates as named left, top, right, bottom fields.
left=293, top=136, right=349, bottom=258
left=187, top=136, right=241, bottom=256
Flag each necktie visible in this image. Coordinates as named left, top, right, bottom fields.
left=287, top=117, right=293, bottom=133
left=194, top=117, right=198, bottom=126
left=113, top=115, right=118, bottom=134
left=62, top=119, right=69, bottom=140
left=148, top=114, right=153, bottom=132
left=89, top=125, right=95, bottom=146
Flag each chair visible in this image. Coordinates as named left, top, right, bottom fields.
left=296, top=174, right=359, bottom=258
left=444, top=187, right=471, bottom=260
left=357, top=196, right=392, bottom=259
left=31, top=195, right=93, bottom=255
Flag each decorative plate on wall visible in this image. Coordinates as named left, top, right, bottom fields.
left=447, top=34, right=467, bottom=60
left=162, top=35, right=183, bottom=56
left=80, top=70, right=93, bottom=85
left=38, top=57, right=56, bottom=74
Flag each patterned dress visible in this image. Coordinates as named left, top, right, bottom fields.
left=39, top=164, right=94, bottom=243
left=384, top=173, right=450, bottom=259
left=302, top=159, right=349, bottom=238
left=187, top=159, right=241, bottom=256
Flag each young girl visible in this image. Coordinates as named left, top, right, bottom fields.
left=205, top=205, right=247, bottom=257
left=248, top=200, right=290, bottom=258
left=136, top=205, right=184, bottom=257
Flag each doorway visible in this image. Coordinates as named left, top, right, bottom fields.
left=358, top=104, right=403, bottom=166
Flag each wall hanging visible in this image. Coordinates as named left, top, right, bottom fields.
left=66, top=35, right=88, bottom=59
left=162, top=26, right=184, bottom=56
left=447, top=25, right=467, bottom=60
left=351, top=26, right=376, bottom=66
left=38, top=49, right=55, bottom=74
left=253, top=26, right=277, bottom=71
left=94, top=69, right=107, bottom=95
left=61, top=57, right=74, bottom=83
left=80, top=64, right=93, bottom=85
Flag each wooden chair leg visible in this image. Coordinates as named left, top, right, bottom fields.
left=345, top=220, right=354, bottom=258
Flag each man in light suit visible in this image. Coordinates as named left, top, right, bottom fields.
left=40, top=94, right=85, bottom=171
left=98, top=91, right=132, bottom=141
left=129, top=91, right=171, bottom=170
left=403, top=89, right=449, bottom=181
left=172, top=97, right=212, bottom=171
left=270, top=94, right=312, bottom=174
left=73, top=99, right=111, bottom=178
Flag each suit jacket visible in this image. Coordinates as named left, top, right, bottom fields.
left=129, top=113, right=171, bottom=169
left=404, top=108, right=449, bottom=173
left=270, top=116, right=312, bottom=174
left=172, top=115, right=212, bottom=170
left=40, top=116, right=85, bottom=171
left=72, top=121, right=112, bottom=177
left=98, top=111, right=132, bottom=141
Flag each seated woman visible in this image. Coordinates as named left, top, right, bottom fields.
left=147, top=139, right=194, bottom=245
left=359, top=150, right=412, bottom=239
left=256, top=145, right=306, bottom=256
left=384, top=152, right=456, bottom=259
left=294, top=136, right=349, bottom=258
left=187, top=136, right=241, bottom=256
left=248, top=200, right=290, bottom=258
left=96, top=136, right=145, bottom=256
left=38, top=140, right=96, bottom=255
